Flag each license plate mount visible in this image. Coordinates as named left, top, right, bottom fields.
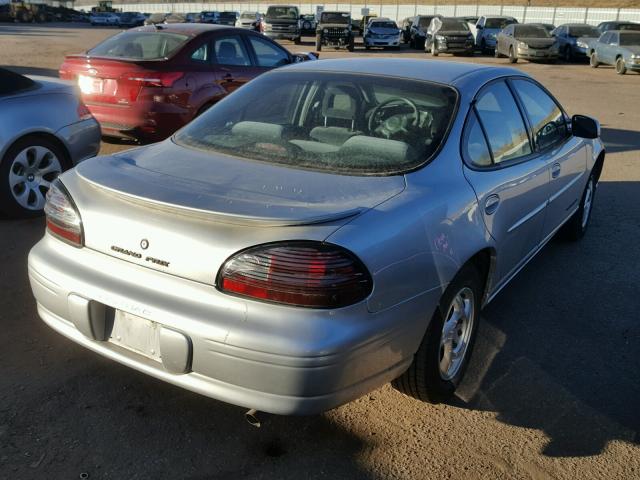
left=109, top=310, right=162, bottom=362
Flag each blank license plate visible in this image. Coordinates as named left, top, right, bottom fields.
left=109, top=310, right=161, bottom=362
left=78, top=74, right=104, bottom=94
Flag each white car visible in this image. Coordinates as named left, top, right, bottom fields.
left=90, top=12, right=119, bottom=26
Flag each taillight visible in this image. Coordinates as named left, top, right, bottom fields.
left=259, top=20, right=265, bottom=33
left=121, top=71, right=184, bottom=88
left=44, top=180, right=84, bottom=248
left=77, top=101, right=93, bottom=120
left=217, top=241, right=372, bottom=308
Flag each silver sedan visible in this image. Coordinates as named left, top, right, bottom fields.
left=28, top=59, right=604, bottom=416
left=0, top=68, right=100, bottom=217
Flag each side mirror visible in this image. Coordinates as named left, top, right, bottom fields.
left=476, top=24, right=483, bottom=30
left=572, top=115, right=600, bottom=139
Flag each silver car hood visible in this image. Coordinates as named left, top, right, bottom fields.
left=518, top=37, right=555, bottom=48
left=75, top=140, right=405, bottom=227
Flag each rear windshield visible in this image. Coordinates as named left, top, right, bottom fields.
left=568, top=25, right=599, bottom=37
left=321, top=12, right=350, bottom=24
left=418, top=16, right=434, bottom=28
left=485, top=18, right=516, bottom=29
left=88, top=31, right=189, bottom=60
left=0, top=68, right=36, bottom=96
left=370, top=21, right=397, bottom=29
left=440, top=19, right=470, bottom=31
left=515, top=25, right=551, bottom=38
left=266, top=6, right=298, bottom=19
left=620, top=32, right=640, bottom=45
left=619, top=23, right=640, bottom=31
left=175, top=72, right=458, bottom=175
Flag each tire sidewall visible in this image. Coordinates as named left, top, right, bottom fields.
left=423, top=265, right=483, bottom=400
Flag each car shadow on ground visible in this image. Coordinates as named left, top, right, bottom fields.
left=601, top=127, right=640, bottom=153
left=454, top=180, right=640, bottom=457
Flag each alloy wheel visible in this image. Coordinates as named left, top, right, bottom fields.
left=439, top=287, right=475, bottom=381
left=581, top=178, right=594, bottom=230
left=8, top=145, right=62, bottom=211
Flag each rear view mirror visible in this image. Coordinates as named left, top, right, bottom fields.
left=572, top=115, right=600, bottom=139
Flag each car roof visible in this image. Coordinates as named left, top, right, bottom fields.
left=133, top=23, right=231, bottom=35
left=283, top=58, right=525, bottom=87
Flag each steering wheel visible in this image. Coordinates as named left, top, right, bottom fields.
left=368, top=97, right=420, bottom=138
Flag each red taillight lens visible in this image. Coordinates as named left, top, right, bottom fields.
left=77, top=101, right=93, bottom=120
left=218, top=242, right=373, bottom=308
left=44, top=180, right=84, bottom=247
left=122, top=71, right=184, bottom=88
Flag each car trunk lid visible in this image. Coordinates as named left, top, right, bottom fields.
left=67, top=141, right=405, bottom=283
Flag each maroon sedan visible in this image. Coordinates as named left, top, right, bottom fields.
left=59, top=24, right=315, bottom=142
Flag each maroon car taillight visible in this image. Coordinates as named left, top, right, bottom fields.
left=122, top=71, right=184, bottom=88
left=217, top=241, right=373, bottom=308
left=44, top=180, right=84, bottom=248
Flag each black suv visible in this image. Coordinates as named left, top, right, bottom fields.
left=315, top=11, right=355, bottom=51
left=425, top=17, right=475, bottom=56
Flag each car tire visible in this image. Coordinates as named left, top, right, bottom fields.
left=348, top=36, right=355, bottom=52
left=616, top=57, right=627, bottom=75
left=302, top=20, right=311, bottom=31
left=315, top=35, right=322, bottom=51
left=564, top=46, right=573, bottom=62
left=294, top=36, right=301, bottom=45
left=494, top=47, right=500, bottom=58
left=480, top=39, right=487, bottom=54
left=590, top=52, right=600, bottom=68
left=561, top=172, right=596, bottom=241
left=508, top=46, right=518, bottom=63
left=392, top=263, right=482, bottom=404
left=0, top=135, right=69, bottom=219
left=431, top=40, right=439, bottom=56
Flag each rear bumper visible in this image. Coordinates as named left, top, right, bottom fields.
left=55, top=117, right=101, bottom=164
left=28, top=236, right=437, bottom=415
left=364, top=37, right=400, bottom=47
left=86, top=100, right=191, bottom=142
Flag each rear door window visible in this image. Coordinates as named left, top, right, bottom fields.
left=212, top=35, right=251, bottom=66
left=474, top=81, right=532, bottom=164
left=511, top=79, right=568, bottom=151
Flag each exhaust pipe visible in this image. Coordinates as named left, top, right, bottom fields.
left=245, top=408, right=261, bottom=428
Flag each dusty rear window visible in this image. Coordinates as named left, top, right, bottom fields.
left=175, top=71, right=458, bottom=176
left=88, top=31, right=189, bottom=60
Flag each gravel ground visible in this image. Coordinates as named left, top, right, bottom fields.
left=1, top=24, right=639, bottom=480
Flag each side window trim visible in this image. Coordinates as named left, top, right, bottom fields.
left=507, top=76, right=571, bottom=153
left=465, top=77, right=536, bottom=170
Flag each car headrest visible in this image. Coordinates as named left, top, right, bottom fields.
left=322, top=85, right=359, bottom=120
left=231, top=121, right=283, bottom=142
left=218, top=41, right=238, bottom=60
left=339, top=136, right=413, bottom=164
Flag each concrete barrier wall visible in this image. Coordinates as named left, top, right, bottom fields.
left=82, top=2, right=640, bottom=26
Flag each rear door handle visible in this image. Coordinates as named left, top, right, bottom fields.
left=484, top=194, right=500, bottom=215
left=551, top=162, right=561, bottom=179
left=223, top=73, right=234, bottom=82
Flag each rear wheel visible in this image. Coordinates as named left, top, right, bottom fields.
left=508, top=46, right=518, bottom=63
left=392, top=263, right=482, bottom=403
left=616, top=57, right=627, bottom=75
left=347, top=36, right=355, bottom=52
left=590, top=52, right=600, bottom=68
left=0, top=135, right=68, bottom=218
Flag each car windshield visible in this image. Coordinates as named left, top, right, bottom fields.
left=220, top=12, right=236, bottom=19
left=175, top=72, right=458, bottom=175
left=0, top=68, right=36, bottom=95
left=266, top=6, right=298, bottom=19
left=619, top=23, right=640, bottom=31
left=240, top=12, right=256, bottom=19
left=440, top=19, right=469, bottom=31
left=418, top=16, right=434, bottom=28
left=620, top=32, right=640, bottom=45
left=88, top=31, right=189, bottom=60
left=321, top=12, right=350, bottom=24
left=515, top=25, right=551, bottom=38
left=568, top=25, right=599, bottom=37
left=485, top=18, right=516, bottom=29
left=370, top=21, right=397, bottom=29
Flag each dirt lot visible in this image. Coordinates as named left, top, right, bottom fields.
left=1, top=24, right=639, bottom=480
